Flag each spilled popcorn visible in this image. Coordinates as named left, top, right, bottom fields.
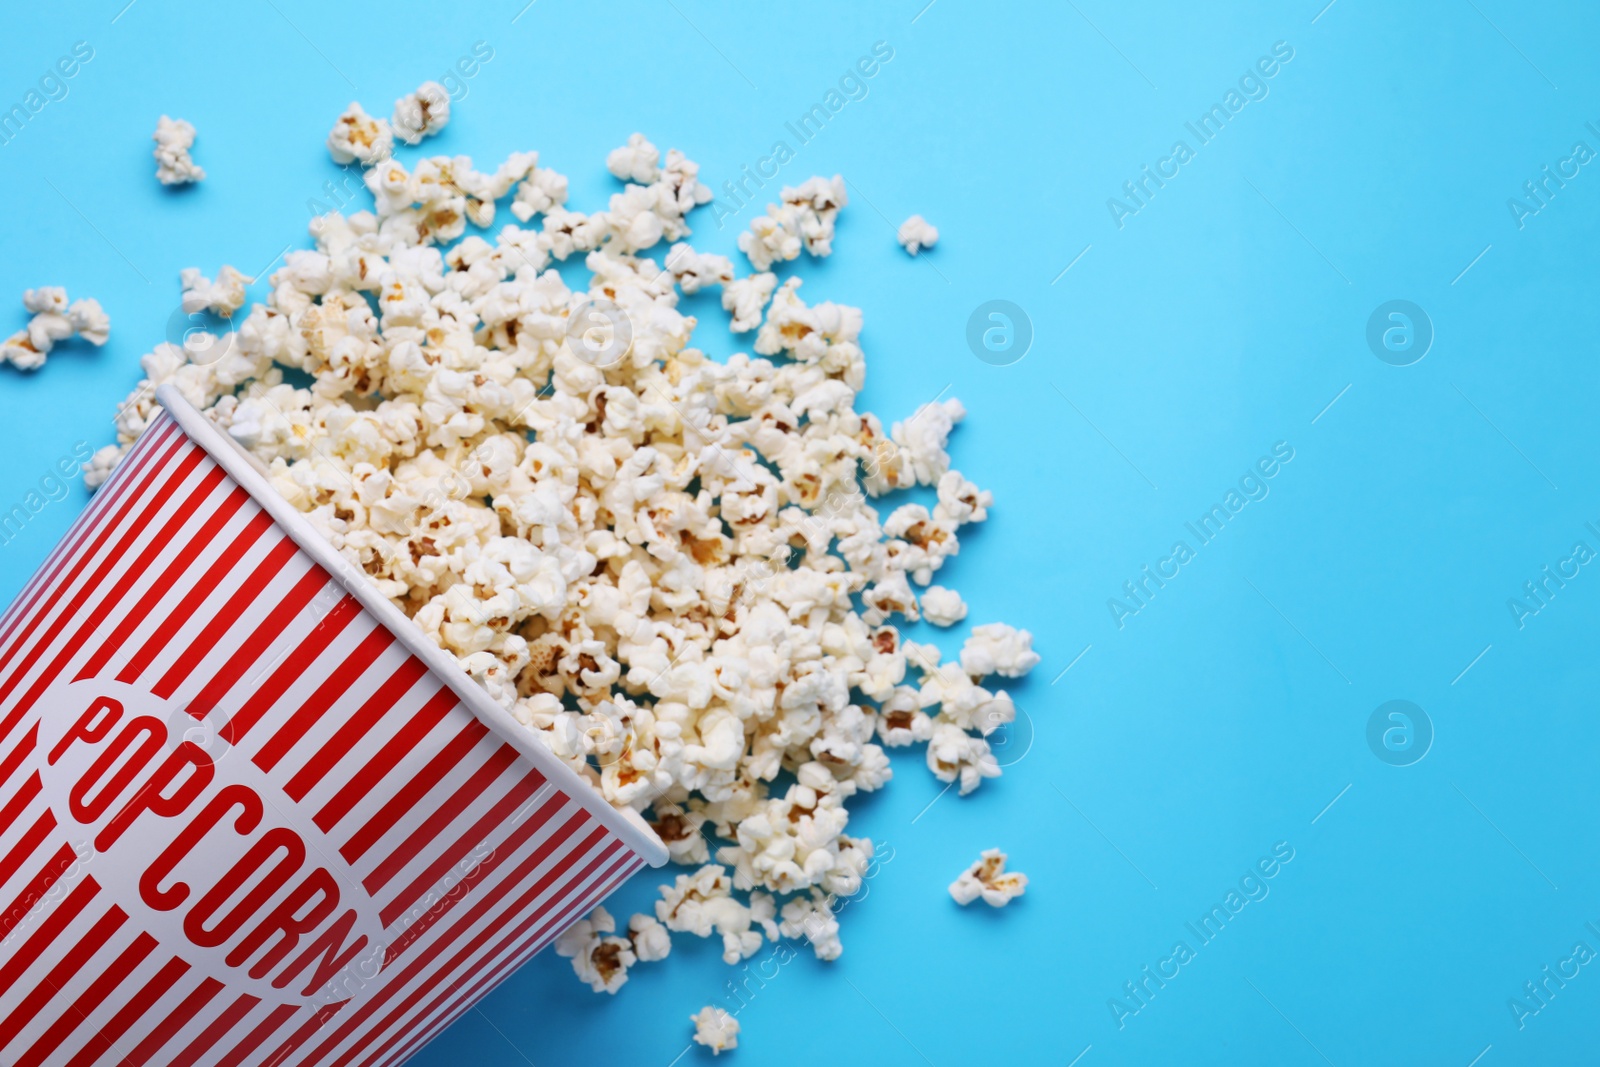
left=690, top=1005, right=739, bottom=1055
left=918, top=585, right=966, bottom=627
left=327, top=102, right=394, bottom=166
left=949, top=848, right=1028, bottom=907
left=153, top=115, right=204, bottom=185
left=552, top=906, right=671, bottom=993
left=180, top=265, right=253, bottom=317
left=896, top=214, right=938, bottom=255
left=392, top=81, right=451, bottom=145
left=87, top=127, right=1037, bottom=1025
left=737, top=175, right=846, bottom=271
left=3, top=287, right=109, bottom=370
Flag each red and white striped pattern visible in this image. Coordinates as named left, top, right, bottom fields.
left=0, top=412, right=647, bottom=1067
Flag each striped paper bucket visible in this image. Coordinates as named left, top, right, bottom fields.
left=0, top=384, right=666, bottom=1066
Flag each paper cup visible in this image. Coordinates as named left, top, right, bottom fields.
left=0, top=385, right=666, bottom=1067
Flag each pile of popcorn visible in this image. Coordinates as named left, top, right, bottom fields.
left=2, top=287, right=110, bottom=370
left=86, top=123, right=1038, bottom=1017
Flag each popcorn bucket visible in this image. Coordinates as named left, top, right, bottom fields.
left=0, top=385, right=666, bottom=1067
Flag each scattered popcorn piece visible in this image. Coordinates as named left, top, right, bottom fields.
left=927, top=721, right=999, bottom=795
left=22, top=288, right=67, bottom=316
left=153, top=116, right=205, bottom=185
left=4, top=288, right=110, bottom=371
left=862, top=571, right=918, bottom=627
left=665, top=243, right=734, bottom=294
left=509, top=163, right=569, bottom=223
left=606, top=132, right=661, bottom=185
left=934, top=469, right=992, bottom=526
left=67, top=299, right=111, bottom=345
left=949, top=848, right=1028, bottom=907
left=919, top=659, right=1014, bottom=738
left=778, top=888, right=844, bottom=961
left=82, top=444, right=125, bottom=488
left=0, top=332, right=47, bottom=371
left=392, top=81, right=451, bottom=144
left=781, top=175, right=847, bottom=258
left=650, top=803, right=711, bottom=866
left=691, top=1005, right=739, bottom=1055
left=180, top=266, right=254, bottom=317
left=876, top=686, right=931, bottom=748
left=890, top=398, right=965, bottom=488
left=657, top=866, right=772, bottom=965
left=960, top=623, right=1040, bottom=680
left=737, top=175, right=847, bottom=271
left=896, top=214, right=938, bottom=255
left=722, top=271, right=776, bottom=332
left=920, top=586, right=967, bottom=627
left=553, top=906, right=637, bottom=993
left=327, top=102, right=394, bottom=166
left=738, top=216, right=799, bottom=274
left=883, top=503, right=959, bottom=586
left=628, top=913, right=673, bottom=962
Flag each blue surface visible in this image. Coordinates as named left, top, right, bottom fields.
left=5, top=1, right=1600, bottom=1064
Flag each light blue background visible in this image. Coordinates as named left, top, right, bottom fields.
left=5, top=1, right=1600, bottom=1064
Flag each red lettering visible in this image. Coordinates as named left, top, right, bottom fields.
left=47, top=695, right=122, bottom=765
left=95, top=741, right=214, bottom=852
left=276, top=907, right=369, bottom=996
left=141, top=784, right=261, bottom=912
left=184, top=828, right=304, bottom=948
left=71, top=715, right=163, bottom=826
left=230, top=867, right=341, bottom=978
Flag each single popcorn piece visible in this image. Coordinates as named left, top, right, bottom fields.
left=82, top=444, right=124, bottom=488
left=665, top=243, right=734, bottom=294
left=927, top=720, right=1000, bottom=795
left=327, top=102, right=394, bottom=166
left=691, top=1005, right=740, bottom=1055
left=67, top=299, right=111, bottom=345
left=890, top=398, right=966, bottom=488
left=392, top=81, right=451, bottom=144
left=650, top=802, right=711, bottom=866
left=935, top=469, right=992, bottom=526
left=949, top=848, right=1028, bottom=907
left=180, top=265, right=254, bottom=317
left=778, top=888, right=844, bottom=960
left=628, top=913, right=673, bottom=962
left=721, top=271, right=776, bottom=332
left=960, top=623, right=1040, bottom=679
left=861, top=571, right=918, bottom=627
left=553, top=906, right=638, bottom=993
left=606, top=132, right=661, bottom=185
left=22, top=288, right=67, bottom=316
left=0, top=331, right=47, bottom=371
left=896, top=214, right=939, bottom=255
left=876, top=686, right=931, bottom=748
left=920, top=586, right=967, bottom=627
left=153, top=116, right=205, bottom=185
